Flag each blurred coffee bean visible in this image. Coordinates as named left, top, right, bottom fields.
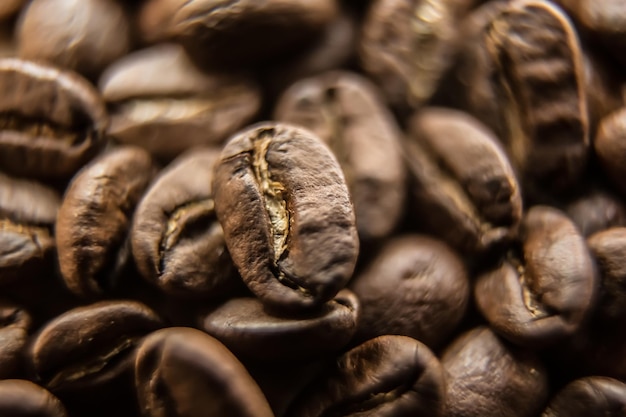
left=0, top=58, right=108, bottom=180
left=484, top=0, right=589, bottom=199
left=135, top=327, right=274, bottom=417
left=0, top=301, right=30, bottom=378
left=154, top=0, right=339, bottom=69
left=0, top=172, right=59, bottom=285
left=475, top=206, right=597, bottom=348
left=350, top=235, right=468, bottom=349
left=56, top=146, right=156, bottom=298
left=213, top=123, right=358, bottom=311
left=0, top=0, right=26, bottom=21
left=360, top=0, right=467, bottom=111
left=99, top=44, right=261, bottom=162
left=595, top=106, right=626, bottom=196
left=17, top=0, right=131, bottom=79
left=0, top=379, right=67, bottom=417
left=564, top=187, right=626, bottom=237
left=541, top=376, right=626, bottom=416
left=29, top=300, right=163, bottom=394
left=405, top=107, right=522, bottom=254
left=199, top=290, right=359, bottom=361
left=285, top=335, right=446, bottom=417
left=275, top=71, right=406, bottom=241
left=132, top=148, right=239, bottom=299
left=442, top=327, right=548, bottom=417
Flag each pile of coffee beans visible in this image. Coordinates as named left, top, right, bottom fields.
left=1, top=0, right=626, bottom=415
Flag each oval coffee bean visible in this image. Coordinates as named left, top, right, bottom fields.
left=274, top=71, right=406, bottom=241
left=132, top=148, right=238, bottom=298
left=0, top=172, right=59, bottom=285
left=588, top=227, right=626, bottom=322
left=405, top=107, right=522, bottom=254
left=199, top=289, right=359, bottom=361
left=475, top=206, right=597, bottom=348
left=0, top=58, right=108, bottom=179
left=286, top=335, right=446, bottom=417
left=442, top=327, right=548, bottom=417
left=564, top=187, right=626, bottom=237
left=56, top=146, right=155, bottom=297
left=0, top=379, right=67, bottom=417
left=485, top=0, right=589, bottom=197
left=213, top=123, right=359, bottom=311
left=350, top=235, right=468, bottom=349
left=0, top=301, right=31, bottom=378
left=29, top=300, right=163, bottom=393
left=99, top=44, right=261, bottom=161
left=135, top=327, right=274, bottom=417
left=541, top=376, right=626, bottom=417
left=594, top=107, right=626, bottom=197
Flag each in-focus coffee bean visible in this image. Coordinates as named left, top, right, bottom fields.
left=541, top=376, right=626, bottom=416
left=0, top=300, right=30, bottom=378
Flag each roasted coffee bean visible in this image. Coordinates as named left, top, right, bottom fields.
left=153, top=0, right=339, bottom=69
left=484, top=0, right=589, bottom=198
left=405, top=107, right=522, bottom=254
left=132, top=148, right=238, bottom=299
left=17, top=0, right=130, bottom=79
left=541, top=376, right=626, bottom=417
left=360, top=0, right=466, bottom=111
left=475, top=206, right=597, bottom=348
left=442, top=327, right=548, bottom=417
left=0, top=172, right=59, bottom=285
left=274, top=71, right=406, bottom=241
left=350, top=235, right=468, bottom=349
left=213, top=123, right=358, bottom=311
left=0, top=58, right=108, bottom=179
left=135, top=327, right=274, bottom=417
left=0, top=0, right=25, bottom=20
left=29, top=300, right=163, bottom=394
left=199, top=289, right=359, bottom=361
left=0, top=379, right=67, bottom=417
left=564, top=188, right=626, bottom=237
left=56, top=146, right=155, bottom=298
left=285, top=335, right=446, bottom=417
left=594, top=107, right=626, bottom=196
left=99, top=44, right=261, bottom=161
left=0, top=301, right=30, bottom=378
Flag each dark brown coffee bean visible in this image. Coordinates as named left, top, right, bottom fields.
left=350, top=235, right=468, bottom=349
left=135, top=327, right=274, bottom=417
left=29, top=300, right=163, bottom=394
left=274, top=71, right=406, bottom=241
left=476, top=206, right=597, bottom=348
left=484, top=0, right=589, bottom=197
left=17, top=0, right=130, bottom=79
left=442, top=327, right=548, bottom=417
left=0, top=172, right=59, bottom=285
left=156, top=0, right=339, bottom=69
left=564, top=188, right=626, bottom=237
left=285, top=335, right=446, bottom=417
left=213, top=123, right=358, bottom=311
left=405, top=107, right=522, bottom=254
left=595, top=107, right=626, bottom=196
left=0, top=58, right=108, bottom=179
left=99, top=44, right=261, bottom=161
left=359, top=0, right=465, bottom=110
left=199, top=289, right=359, bottom=361
left=0, top=301, right=31, bottom=378
left=132, top=148, right=238, bottom=299
left=0, top=379, right=67, bottom=417
left=542, top=376, right=626, bottom=417
left=56, top=146, right=155, bottom=298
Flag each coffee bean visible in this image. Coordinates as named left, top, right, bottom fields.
left=0, top=58, right=108, bottom=180
left=56, top=146, right=155, bottom=298
left=442, top=327, right=548, bottom=417
left=199, top=289, right=359, bottom=361
left=594, top=107, right=626, bottom=196
left=285, top=335, right=446, bottom=417
left=132, top=148, right=238, bottom=299
left=0, top=301, right=31, bottom=378
left=405, top=107, right=522, bottom=254
left=134, top=327, right=274, bottom=417
left=0, top=0, right=25, bottom=20
left=99, top=44, right=261, bottom=161
left=588, top=227, right=626, bottom=322
left=29, top=300, right=163, bottom=394
left=213, top=123, right=358, bottom=311
left=350, top=235, right=468, bottom=349
left=564, top=187, right=626, bottom=237
left=541, top=376, right=626, bottom=416
left=475, top=206, right=597, bottom=348
left=0, top=379, right=67, bottom=417
left=274, top=71, right=406, bottom=241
